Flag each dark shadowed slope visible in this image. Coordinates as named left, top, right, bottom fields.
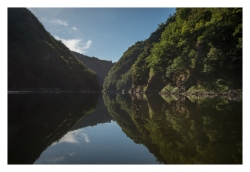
left=72, top=51, right=114, bottom=89
left=8, top=8, right=99, bottom=91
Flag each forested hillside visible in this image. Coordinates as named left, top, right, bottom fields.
left=103, top=8, right=242, bottom=96
left=72, top=51, right=114, bottom=89
left=8, top=8, right=99, bottom=91
left=103, top=41, right=146, bottom=92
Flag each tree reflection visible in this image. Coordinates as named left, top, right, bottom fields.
left=103, top=93, right=242, bottom=164
left=8, top=93, right=99, bottom=164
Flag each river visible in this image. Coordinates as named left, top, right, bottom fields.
left=8, top=92, right=242, bottom=164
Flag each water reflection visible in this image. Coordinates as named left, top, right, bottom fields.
left=70, top=95, right=113, bottom=131
left=8, top=93, right=99, bottom=164
left=103, top=93, right=242, bottom=164
left=34, top=95, right=158, bottom=164
left=8, top=92, right=242, bottom=164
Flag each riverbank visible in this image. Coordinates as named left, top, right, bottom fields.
left=159, top=89, right=242, bottom=100
left=8, top=90, right=101, bottom=94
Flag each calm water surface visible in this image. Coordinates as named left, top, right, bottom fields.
left=8, top=92, right=242, bottom=164
left=34, top=121, right=157, bottom=164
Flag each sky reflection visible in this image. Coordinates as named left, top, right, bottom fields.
left=34, top=121, right=157, bottom=164
left=52, top=129, right=90, bottom=146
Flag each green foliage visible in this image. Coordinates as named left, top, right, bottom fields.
left=161, top=84, right=180, bottom=93
left=108, top=8, right=242, bottom=93
left=166, top=56, right=186, bottom=78
left=103, top=41, right=145, bottom=91
left=116, top=70, right=132, bottom=90
left=187, top=78, right=229, bottom=93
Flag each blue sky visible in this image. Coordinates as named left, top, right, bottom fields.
left=28, top=8, right=176, bottom=62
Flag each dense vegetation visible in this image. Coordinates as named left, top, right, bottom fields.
left=102, top=21, right=168, bottom=92
left=103, top=8, right=242, bottom=95
left=72, top=52, right=114, bottom=89
left=8, top=8, right=99, bottom=91
left=103, top=41, right=146, bottom=92
left=103, top=93, right=242, bottom=164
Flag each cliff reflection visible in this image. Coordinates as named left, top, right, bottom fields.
left=103, top=93, right=242, bottom=164
left=8, top=93, right=99, bottom=164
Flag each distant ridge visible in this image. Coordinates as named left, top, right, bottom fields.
left=72, top=51, right=114, bottom=89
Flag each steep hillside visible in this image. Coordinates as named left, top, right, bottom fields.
left=103, top=8, right=242, bottom=96
left=145, top=8, right=242, bottom=95
left=103, top=41, right=146, bottom=92
left=72, top=51, right=114, bottom=89
left=102, top=15, right=175, bottom=93
left=8, top=8, right=99, bottom=91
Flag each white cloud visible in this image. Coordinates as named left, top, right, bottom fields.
left=52, top=129, right=90, bottom=146
left=50, top=19, right=68, bottom=26
left=54, top=36, right=92, bottom=53
left=71, top=26, right=78, bottom=31
left=83, top=40, right=92, bottom=49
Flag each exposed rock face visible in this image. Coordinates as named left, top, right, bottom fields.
left=130, top=86, right=145, bottom=94
left=174, top=71, right=190, bottom=92
left=145, top=72, right=166, bottom=94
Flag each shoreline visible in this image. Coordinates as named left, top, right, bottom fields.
left=8, top=90, right=101, bottom=94
left=160, top=90, right=242, bottom=100
left=103, top=89, right=242, bottom=100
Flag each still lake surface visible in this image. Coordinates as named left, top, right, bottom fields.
left=8, top=92, right=242, bottom=164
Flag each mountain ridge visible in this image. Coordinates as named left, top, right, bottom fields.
left=72, top=51, right=114, bottom=89
left=8, top=8, right=99, bottom=92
